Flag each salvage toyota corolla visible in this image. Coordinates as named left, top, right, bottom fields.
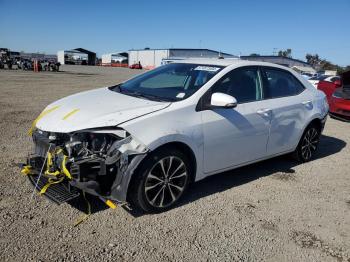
left=22, top=59, right=329, bottom=212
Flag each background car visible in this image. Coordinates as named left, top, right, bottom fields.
left=129, top=63, right=142, bottom=69
left=317, top=76, right=341, bottom=100
left=329, top=71, right=350, bottom=121
left=301, top=72, right=315, bottom=79
left=308, top=75, right=333, bottom=88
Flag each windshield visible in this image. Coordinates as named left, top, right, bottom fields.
left=110, top=63, right=224, bottom=101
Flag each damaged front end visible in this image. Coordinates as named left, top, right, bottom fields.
left=24, top=128, right=148, bottom=204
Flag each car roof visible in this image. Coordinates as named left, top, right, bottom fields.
left=172, top=58, right=291, bottom=70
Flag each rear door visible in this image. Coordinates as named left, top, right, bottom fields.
left=260, top=67, right=313, bottom=155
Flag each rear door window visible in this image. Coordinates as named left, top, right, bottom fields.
left=262, top=67, right=305, bottom=99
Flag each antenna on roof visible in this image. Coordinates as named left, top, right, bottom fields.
left=218, top=51, right=224, bottom=59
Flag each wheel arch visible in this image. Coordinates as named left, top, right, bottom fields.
left=294, top=116, right=324, bottom=151
left=307, top=117, right=323, bottom=132
left=125, top=140, right=198, bottom=204
left=150, top=141, right=197, bottom=183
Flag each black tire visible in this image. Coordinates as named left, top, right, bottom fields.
left=129, top=147, right=192, bottom=213
left=293, top=124, right=321, bottom=162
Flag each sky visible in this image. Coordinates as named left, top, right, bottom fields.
left=1, top=0, right=349, bottom=66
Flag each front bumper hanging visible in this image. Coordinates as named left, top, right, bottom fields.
left=27, top=172, right=80, bottom=204
left=22, top=128, right=148, bottom=206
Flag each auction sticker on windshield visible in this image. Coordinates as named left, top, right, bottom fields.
left=176, top=92, right=186, bottom=99
left=194, top=66, right=220, bottom=72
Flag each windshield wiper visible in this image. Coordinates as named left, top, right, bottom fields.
left=114, top=84, right=123, bottom=92
left=124, top=91, right=171, bottom=102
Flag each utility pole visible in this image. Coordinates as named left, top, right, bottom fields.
left=273, top=48, right=278, bottom=56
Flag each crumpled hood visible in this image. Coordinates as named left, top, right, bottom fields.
left=35, top=87, right=170, bottom=133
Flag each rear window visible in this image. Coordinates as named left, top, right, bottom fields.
left=329, top=76, right=340, bottom=82
left=263, top=68, right=305, bottom=99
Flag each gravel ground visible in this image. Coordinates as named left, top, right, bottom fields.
left=0, top=65, right=349, bottom=262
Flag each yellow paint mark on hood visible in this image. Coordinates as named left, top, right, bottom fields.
left=62, top=109, right=80, bottom=120
left=28, top=105, right=60, bottom=135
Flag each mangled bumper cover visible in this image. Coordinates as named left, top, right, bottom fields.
left=26, top=128, right=148, bottom=203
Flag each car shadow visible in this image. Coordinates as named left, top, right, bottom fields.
left=68, top=134, right=346, bottom=217
left=127, top=134, right=346, bottom=217
left=67, top=193, right=110, bottom=214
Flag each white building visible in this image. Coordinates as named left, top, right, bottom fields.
left=101, top=52, right=128, bottom=65
left=57, top=48, right=96, bottom=65
left=128, top=48, right=236, bottom=69
left=240, top=55, right=316, bottom=74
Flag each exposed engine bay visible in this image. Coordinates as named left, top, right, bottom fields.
left=25, top=128, right=148, bottom=203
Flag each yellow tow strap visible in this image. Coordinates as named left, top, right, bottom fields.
left=44, top=151, right=60, bottom=176
left=21, top=165, right=33, bottom=175
left=105, top=200, right=117, bottom=209
left=28, top=105, right=60, bottom=135
left=40, top=149, right=73, bottom=194
left=74, top=192, right=91, bottom=227
left=39, top=177, right=65, bottom=195
left=61, top=155, right=72, bottom=179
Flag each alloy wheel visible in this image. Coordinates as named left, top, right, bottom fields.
left=301, top=128, right=319, bottom=160
left=144, top=156, right=188, bottom=208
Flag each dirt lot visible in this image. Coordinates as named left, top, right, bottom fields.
left=0, top=65, right=349, bottom=261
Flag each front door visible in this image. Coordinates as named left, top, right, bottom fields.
left=201, top=67, right=271, bottom=174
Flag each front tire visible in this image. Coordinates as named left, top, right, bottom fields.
left=293, top=124, right=321, bottom=162
left=130, top=147, right=191, bottom=213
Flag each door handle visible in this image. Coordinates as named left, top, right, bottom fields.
left=257, top=108, right=271, bottom=117
left=302, top=100, right=312, bottom=105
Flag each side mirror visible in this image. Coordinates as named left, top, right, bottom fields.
left=334, top=79, right=342, bottom=87
left=211, top=92, right=237, bottom=108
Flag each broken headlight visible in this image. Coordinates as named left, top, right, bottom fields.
left=64, top=128, right=147, bottom=163
left=64, top=129, right=129, bottom=159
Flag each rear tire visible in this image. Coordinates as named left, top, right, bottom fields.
left=293, top=124, right=321, bottom=162
left=129, top=147, right=191, bottom=213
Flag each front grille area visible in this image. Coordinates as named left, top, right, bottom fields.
left=28, top=174, right=80, bottom=204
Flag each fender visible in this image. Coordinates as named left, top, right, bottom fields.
left=109, top=135, right=203, bottom=202
left=293, top=113, right=327, bottom=151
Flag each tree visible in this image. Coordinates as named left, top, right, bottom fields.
left=249, top=53, right=260, bottom=56
left=305, top=53, right=350, bottom=74
left=319, top=60, right=337, bottom=71
left=335, top=65, right=350, bottom=74
left=305, top=53, right=321, bottom=67
left=278, top=48, right=292, bottom=58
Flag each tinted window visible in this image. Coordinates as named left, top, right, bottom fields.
left=263, top=68, right=305, bottom=99
left=212, top=67, right=262, bottom=103
left=318, top=75, right=330, bottom=80
left=309, top=75, right=329, bottom=81
left=330, top=76, right=340, bottom=82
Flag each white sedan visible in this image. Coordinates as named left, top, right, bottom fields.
left=308, top=75, right=340, bottom=88
left=24, top=59, right=329, bottom=212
